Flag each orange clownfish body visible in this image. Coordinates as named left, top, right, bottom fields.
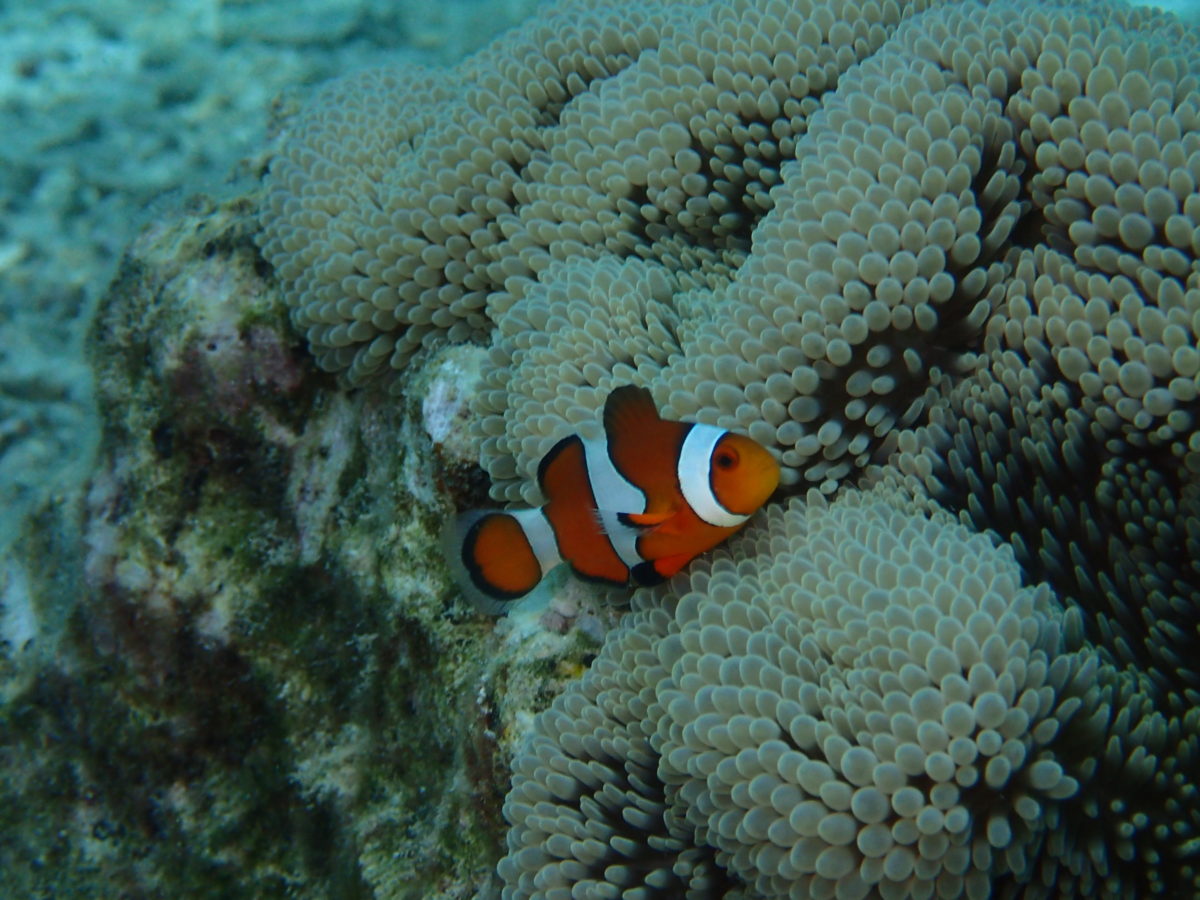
left=445, top=385, right=780, bottom=613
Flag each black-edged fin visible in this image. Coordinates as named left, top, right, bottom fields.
left=602, top=385, right=686, bottom=515
left=536, top=434, right=583, bottom=497
left=603, top=385, right=661, bottom=440
left=568, top=560, right=637, bottom=588
left=630, top=560, right=667, bottom=587
left=441, top=510, right=540, bottom=615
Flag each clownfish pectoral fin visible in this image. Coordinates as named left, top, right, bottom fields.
left=442, top=508, right=562, bottom=615
left=618, top=510, right=673, bottom=529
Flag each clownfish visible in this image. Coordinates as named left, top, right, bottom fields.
left=445, top=385, right=779, bottom=613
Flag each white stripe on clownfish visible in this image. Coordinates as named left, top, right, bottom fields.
left=677, top=424, right=752, bottom=529
left=510, top=507, right=562, bottom=576
left=581, top=435, right=649, bottom=570
left=583, top=437, right=645, bottom=513
left=595, top=507, right=644, bottom=570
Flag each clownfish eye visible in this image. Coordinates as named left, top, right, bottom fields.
left=714, top=447, right=739, bottom=470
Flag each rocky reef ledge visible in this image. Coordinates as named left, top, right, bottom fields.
left=0, top=192, right=605, bottom=898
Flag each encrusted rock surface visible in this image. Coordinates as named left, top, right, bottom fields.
left=0, top=192, right=608, bottom=898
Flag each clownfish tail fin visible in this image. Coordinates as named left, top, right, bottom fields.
left=442, top=508, right=562, bottom=615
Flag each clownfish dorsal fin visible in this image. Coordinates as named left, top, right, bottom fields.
left=603, top=385, right=662, bottom=438
left=602, top=385, right=687, bottom=515
left=536, top=433, right=583, bottom=496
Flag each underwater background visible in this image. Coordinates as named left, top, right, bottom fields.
left=2, top=0, right=1200, bottom=897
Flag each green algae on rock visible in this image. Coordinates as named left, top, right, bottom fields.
left=0, top=192, right=608, bottom=899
